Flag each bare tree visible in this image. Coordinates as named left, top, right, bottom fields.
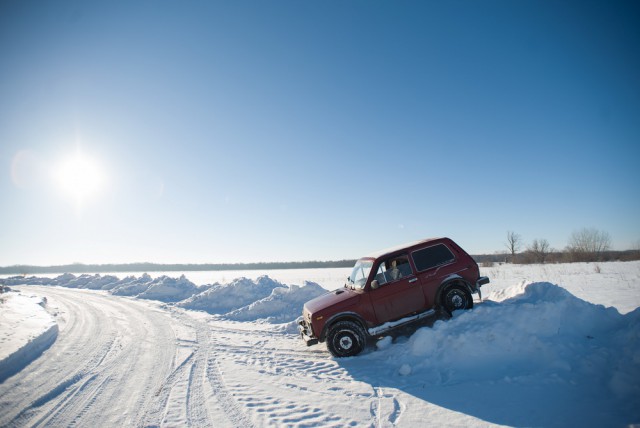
left=566, top=228, right=611, bottom=262
left=505, top=231, right=522, bottom=263
left=527, top=238, right=551, bottom=264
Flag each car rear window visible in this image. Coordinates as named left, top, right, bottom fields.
left=412, top=243, right=455, bottom=271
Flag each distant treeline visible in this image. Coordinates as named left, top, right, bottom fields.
left=0, top=260, right=358, bottom=275
left=474, top=250, right=640, bottom=265
left=3, top=250, right=639, bottom=275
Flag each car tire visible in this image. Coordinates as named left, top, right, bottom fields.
left=326, top=321, right=367, bottom=358
left=441, top=284, right=473, bottom=315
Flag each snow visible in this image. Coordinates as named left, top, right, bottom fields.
left=1, top=261, right=639, bottom=427
left=379, top=283, right=639, bottom=398
left=0, top=289, right=58, bottom=382
left=110, top=273, right=156, bottom=296
left=2, top=267, right=353, bottom=290
left=223, top=281, right=326, bottom=323
left=482, top=261, right=640, bottom=314
left=177, top=276, right=285, bottom=314
left=136, top=275, right=200, bottom=303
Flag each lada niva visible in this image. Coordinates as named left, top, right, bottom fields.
left=298, top=237, right=489, bottom=357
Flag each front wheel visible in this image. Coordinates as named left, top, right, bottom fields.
left=441, top=284, right=473, bottom=315
left=326, top=321, right=367, bottom=358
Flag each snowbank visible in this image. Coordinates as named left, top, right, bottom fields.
left=359, top=282, right=640, bottom=425
left=110, top=273, right=154, bottom=296
left=0, top=288, right=58, bottom=382
left=83, top=274, right=120, bottom=290
left=404, top=283, right=634, bottom=383
left=136, top=275, right=200, bottom=303
left=0, top=273, right=325, bottom=323
left=481, top=260, right=640, bottom=314
left=177, top=276, right=327, bottom=322
left=225, top=281, right=326, bottom=322
left=177, top=276, right=281, bottom=314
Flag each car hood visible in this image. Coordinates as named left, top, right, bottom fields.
left=304, top=287, right=361, bottom=314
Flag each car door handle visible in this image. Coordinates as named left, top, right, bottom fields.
left=408, top=278, right=418, bottom=283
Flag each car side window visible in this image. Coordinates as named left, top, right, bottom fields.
left=411, top=244, right=455, bottom=272
left=375, top=254, right=411, bottom=286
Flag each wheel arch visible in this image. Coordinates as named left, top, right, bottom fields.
left=319, top=312, right=368, bottom=342
left=435, top=276, right=474, bottom=309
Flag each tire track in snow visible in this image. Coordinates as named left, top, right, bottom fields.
left=200, top=317, right=365, bottom=427
left=185, top=327, right=211, bottom=426
left=171, top=310, right=255, bottom=428
left=37, top=334, right=125, bottom=427
left=2, top=287, right=407, bottom=428
left=205, top=355, right=255, bottom=427
left=0, top=287, right=177, bottom=428
left=1, top=290, right=118, bottom=427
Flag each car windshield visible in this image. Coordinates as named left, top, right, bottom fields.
left=348, top=259, right=373, bottom=290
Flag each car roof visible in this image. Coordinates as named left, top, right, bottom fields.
left=364, top=237, right=447, bottom=259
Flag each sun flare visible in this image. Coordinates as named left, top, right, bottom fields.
left=53, top=150, right=106, bottom=208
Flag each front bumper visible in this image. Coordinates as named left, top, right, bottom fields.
left=476, top=276, right=490, bottom=287
left=296, top=316, right=318, bottom=346
left=474, top=276, right=490, bottom=300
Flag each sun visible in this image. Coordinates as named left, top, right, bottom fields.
left=53, top=149, right=107, bottom=209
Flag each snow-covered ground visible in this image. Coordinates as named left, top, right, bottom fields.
left=0, top=261, right=639, bottom=427
left=0, top=291, right=58, bottom=383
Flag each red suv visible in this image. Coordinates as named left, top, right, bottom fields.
left=298, top=237, right=489, bottom=357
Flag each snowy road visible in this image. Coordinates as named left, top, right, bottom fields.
left=0, top=286, right=181, bottom=426
left=1, top=286, right=259, bottom=427
left=1, top=286, right=425, bottom=427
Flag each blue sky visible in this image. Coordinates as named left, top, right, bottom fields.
left=1, top=1, right=639, bottom=266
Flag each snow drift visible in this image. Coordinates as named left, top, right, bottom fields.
left=110, top=273, right=155, bottom=296
left=136, top=275, right=200, bottom=302
left=177, top=276, right=283, bottom=314
left=0, top=273, right=326, bottom=323
left=358, top=282, right=640, bottom=426
left=0, top=290, right=58, bottom=382
left=398, top=283, right=639, bottom=390
left=224, top=281, right=326, bottom=322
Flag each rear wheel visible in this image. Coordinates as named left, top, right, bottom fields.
left=326, top=321, right=367, bottom=358
left=441, top=284, right=473, bottom=315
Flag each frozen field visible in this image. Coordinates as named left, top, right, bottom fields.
left=1, top=261, right=639, bottom=427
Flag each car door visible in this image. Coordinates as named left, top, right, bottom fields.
left=368, top=254, right=426, bottom=324
left=412, top=243, right=458, bottom=306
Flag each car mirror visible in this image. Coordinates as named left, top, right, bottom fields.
left=371, top=280, right=379, bottom=290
